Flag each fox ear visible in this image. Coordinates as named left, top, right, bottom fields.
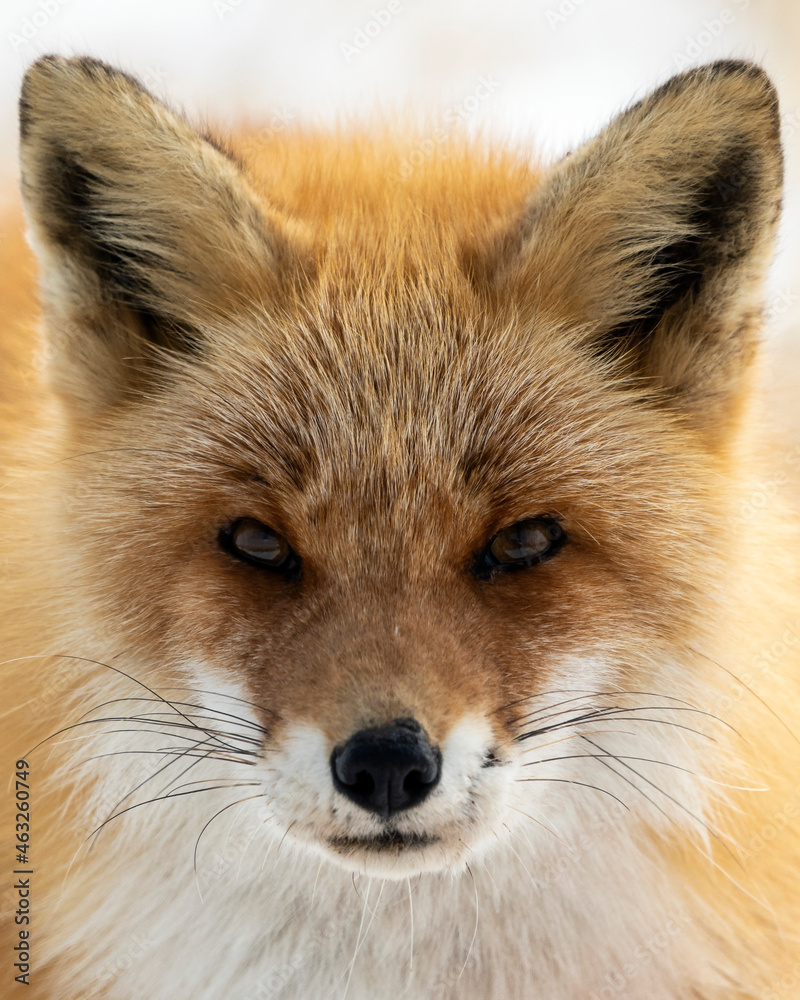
left=488, top=61, right=783, bottom=438
left=19, top=56, right=298, bottom=408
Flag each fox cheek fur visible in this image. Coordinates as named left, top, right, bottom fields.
left=2, top=53, right=799, bottom=1000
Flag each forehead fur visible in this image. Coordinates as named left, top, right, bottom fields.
left=168, top=132, right=693, bottom=509
left=240, top=128, right=538, bottom=243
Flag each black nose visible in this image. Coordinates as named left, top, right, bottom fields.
left=331, top=720, right=441, bottom=819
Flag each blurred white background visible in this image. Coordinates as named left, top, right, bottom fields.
left=1, top=0, right=798, bottom=414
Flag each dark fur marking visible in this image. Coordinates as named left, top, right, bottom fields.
left=636, top=59, right=777, bottom=119
left=43, top=151, right=201, bottom=353
left=598, top=143, right=765, bottom=352
left=73, top=55, right=149, bottom=95
left=200, top=128, right=244, bottom=169
left=18, top=92, right=33, bottom=142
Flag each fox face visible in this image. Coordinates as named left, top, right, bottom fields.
left=17, top=54, right=782, bottom=892
left=46, top=274, right=727, bottom=880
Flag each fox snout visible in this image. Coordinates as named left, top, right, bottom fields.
left=330, top=718, right=442, bottom=819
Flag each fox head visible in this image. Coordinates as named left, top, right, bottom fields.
left=19, top=56, right=782, bottom=879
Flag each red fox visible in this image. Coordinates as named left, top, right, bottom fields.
left=1, top=54, right=799, bottom=999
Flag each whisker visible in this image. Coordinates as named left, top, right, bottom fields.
left=537, top=701, right=728, bottom=730
left=18, top=653, right=248, bottom=757
left=97, top=735, right=232, bottom=829
left=508, top=689, right=696, bottom=728
left=53, top=725, right=257, bottom=757
left=514, top=776, right=629, bottom=810
left=518, top=729, right=638, bottom=752
left=166, top=686, right=281, bottom=720
left=690, top=647, right=800, bottom=748
left=579, top=735, right=740, bottom=865
left=573, top=716, right=717, bottom=740
left=493, top=687, right=696, bottom=721
left=88, top=783, right=263, bottom=845
left=50, top=654, right=210, bottom=736
left=165, top=777, right=260, bottom=794
left=79, top=696, right=270, bottom=735
left=457, top=864, right=480, bottom=984
left=507, top=805, right=568, bottom=846
left=341, top=877, right=373, bottom=1000
left=192, top=794, right=267, bottom=876
left=154, top=739, right=253, bottom=799
left=516, top=707, right=720, bottom=744
left=577, top=736, right=776, bottom=914
left=118, top=712, right=263, bottom=746
left=38, top=717, right=258, bottom=757
left=79, top=749, right=256, bottom=765
left=406, top=877, right=414, bottom=974
left=521, top=753, right=698, bottom=774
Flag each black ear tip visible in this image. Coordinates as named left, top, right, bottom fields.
left=704, top=59, right=778, bottom=100
left=22, top=53, right=147, bottom=91
left=21, top=54, right=78, bottom=97
left=634, top=60, right=780, bottom=148
left=672, top=59, right=773, bottom=85
left=28, top=53, right=66, bottom=71
left=19, top=54, right=152, bottom=140
left=705, top=58, right=769, bottom=78
left=669, top=59, right=779, bottom=111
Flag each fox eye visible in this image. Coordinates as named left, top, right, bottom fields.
left=220, top=518, right=301, bottom=578
left=474, top=518, right=565, bottom=580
